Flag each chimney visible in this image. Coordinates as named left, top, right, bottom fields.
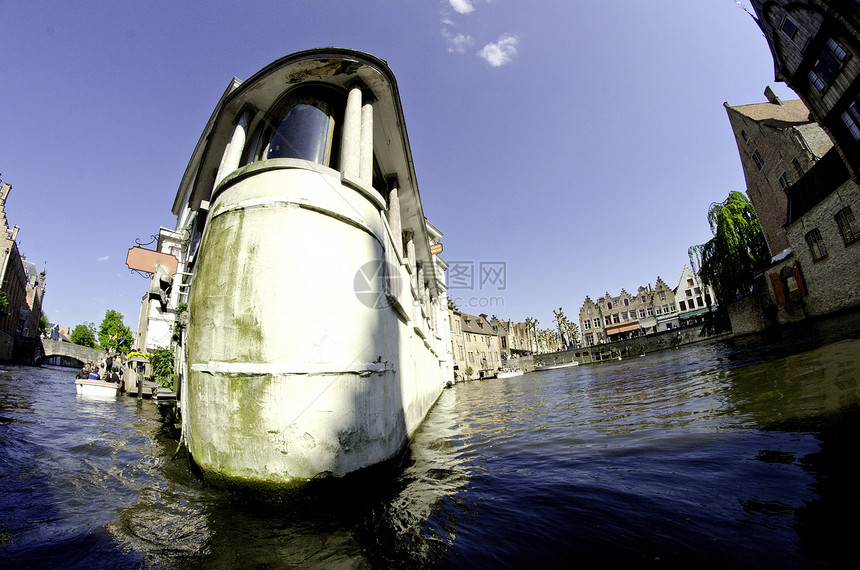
left=764, top=85, right=782, bottom=105
left=11, top=225, right=19, bottom=241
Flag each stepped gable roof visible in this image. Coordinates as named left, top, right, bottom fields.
left=726, top=98, right=812, bottom=128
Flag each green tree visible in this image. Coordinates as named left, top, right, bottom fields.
left=98, top=310, right=134, bottom=354
left=70, top=322, right=98, bottom=348
left=39, top=314, right=50, bottom=338
left=149, top=346, right=175, bottom=388
left=0, top=291, right=8, bottom=316
left=689, top=191, right=770, bottom=332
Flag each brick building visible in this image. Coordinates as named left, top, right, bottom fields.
left=0, top=178, right=46, bottom=361
left=724, top=93, right=833, bottom=256
left=724, top=2, right=860, bottom=331
left=751, top=0, right=860, bottom=181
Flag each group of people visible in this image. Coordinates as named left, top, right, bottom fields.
left=76, top=353, right=124, bottom=390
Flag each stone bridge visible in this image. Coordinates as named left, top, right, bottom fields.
left=38, top=339, right=104, bottom=367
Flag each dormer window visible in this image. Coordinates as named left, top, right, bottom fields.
left=780, top=18, right=797, bottom=40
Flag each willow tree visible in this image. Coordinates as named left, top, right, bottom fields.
left=689, top=191, right=769, bottom=331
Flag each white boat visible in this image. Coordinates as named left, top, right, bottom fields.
left=534, top=361, right=580, bottom=371
left=75, top=378, right=120, bottom=398
left=162, top=49, right=453, bottom=488
left=497, top=369, right=524, bottom=379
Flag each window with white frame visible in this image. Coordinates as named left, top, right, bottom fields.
left=808, top=37, right=847, bottom=92
left=841, top=95, right=860, bottom=141
left=805, top=228, right=828, bottom=261
left=835, top=207, right=859, bottom=245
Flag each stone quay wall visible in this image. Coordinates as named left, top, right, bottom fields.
left=508, top=326, right=729, bottom=373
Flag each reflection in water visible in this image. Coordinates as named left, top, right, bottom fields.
left=1, top=332, right=859, bottom=568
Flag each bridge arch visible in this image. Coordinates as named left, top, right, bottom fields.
left=38, top=339, right=105, bottom=368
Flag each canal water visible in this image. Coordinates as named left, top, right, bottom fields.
left=2, top=329, right=860, bottom=568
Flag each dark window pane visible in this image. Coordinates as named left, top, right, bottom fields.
left=266, top=104, right=334, bottom=164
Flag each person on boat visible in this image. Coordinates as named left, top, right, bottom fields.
left=77, top=362, right=92, bottom=379
left=108, top=368, right=123, bottom=391
left=87, top=366, right=101, bottom=381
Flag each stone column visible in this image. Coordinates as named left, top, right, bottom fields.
left=360, top=98, right=374, bottom=185
left=417, top=263, right=426, bottom=317
left=405, top=231, right=416, bottom=292
left=215, top=109, right=253, bottom=186
left=386, top=177, right=402, bottom=258
left=341, top=84, right=363, bottom=181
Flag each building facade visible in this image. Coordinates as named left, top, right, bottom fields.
left=579, top=285, right=654, bottom=345
left=650, top=276, right=680, bottom=332
left=674, top=265, right=715, bottom=324
left=460, top=312, right=502, bottom=378
left=0, top=178, right=46, bottom=362
left=578, top=268, right=714, bottom=345
left=724, top=93, right=834, bottom=256
left=152, top=49, right=453, bottom=486
left=723, top=2, right=860, bottom=330
left=751, top=0, right=860, bottom=181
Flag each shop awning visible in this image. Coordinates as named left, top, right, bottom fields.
left=679, top=307, right=713, bottom=319
left=605, top=322, right=641, bottom=335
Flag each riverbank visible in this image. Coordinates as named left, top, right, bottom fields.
left=506, top=306, right=860, bottom=374
left=508, top=325, right=729, bottom=373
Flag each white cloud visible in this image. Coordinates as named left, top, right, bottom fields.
left=447, top=32, right=474, bottom=53
left=449, top=0, right=475, bottom=14
left=478, top=34, right=518, bottom=67
left=97, top=255, right=110, bottom=262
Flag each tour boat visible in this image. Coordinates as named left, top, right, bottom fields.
left=534, top=361, right=580, bottom=371
left=74, top=378, right=120, bottom=398
left=158, top=49, right=454, bottom=488
left=497, top=369, right=524, bottom=379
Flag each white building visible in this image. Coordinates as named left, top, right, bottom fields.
left=674, top=265, right=716, bottom=323
left=143, top=49, right=452, bottom=487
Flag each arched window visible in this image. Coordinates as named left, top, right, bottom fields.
left=246, top=85, right=344, bottom=168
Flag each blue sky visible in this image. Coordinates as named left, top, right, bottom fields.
left=0, top=1, right=796, bottom=334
